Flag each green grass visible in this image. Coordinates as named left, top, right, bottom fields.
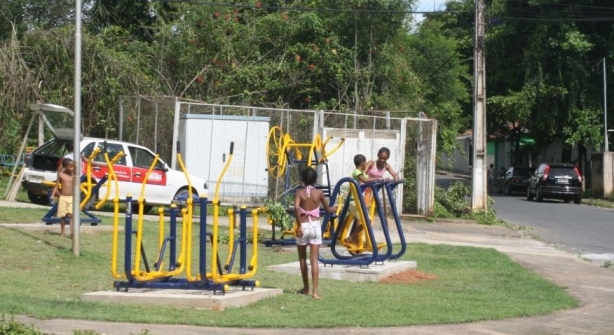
left=0, top=208, right=578, bottom=329
left=583, top=197, right=614, bottom=209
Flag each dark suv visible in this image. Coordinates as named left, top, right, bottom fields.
left=526, top=163, right=583, bottom=204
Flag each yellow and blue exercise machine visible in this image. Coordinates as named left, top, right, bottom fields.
left=264, top=126, right=345, bottom=246
left=112, top=142, right=260, bottom=294
left=318, top=177, right=407, bottom=266
left=41, top=145, right=120, bottom=226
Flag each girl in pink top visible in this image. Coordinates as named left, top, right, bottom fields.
left=293, top=167, right=336, bottom=299
left=365, top=147, right=400, bottom=181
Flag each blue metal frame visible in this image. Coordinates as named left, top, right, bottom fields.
left=318, top=178, right=408, bottom=267
left=319, top=177, right=379, bottom=266
left=113, top=195, right=257, bottom=294
left=384, top=180, right=407, bottom=260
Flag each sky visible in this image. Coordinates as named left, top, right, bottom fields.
left=414, top=0, right=448, bottom=21
left=415, top=0, right=447, bottom=12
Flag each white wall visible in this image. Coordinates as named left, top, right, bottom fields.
left=321, top=128, right=404, bottom=210
left=179, top=114, right=270, bottom=199
left=440, top=137, right=472, bottom=173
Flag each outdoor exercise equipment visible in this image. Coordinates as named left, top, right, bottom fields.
left=112, top=142, right=260, bottom=294
left=266, top=126, right=344, bottom=181
left=264, top=126, right=344, bottom=246
left=318, top=177, right=407, bottom=267
left=343, top=179, right=407, bottom=260
left=41, top=147, right=108, bottom=226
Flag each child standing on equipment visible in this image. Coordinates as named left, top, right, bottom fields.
left=293, top=167, right=336, bottom=299
left=52, top=158, right=75, bottom=238
left=346, top=154, right=382, bottom=245
left=365, top=147, right=399, bottom=181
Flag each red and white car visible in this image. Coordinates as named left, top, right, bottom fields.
left=21, top=104, right=206, bottom=212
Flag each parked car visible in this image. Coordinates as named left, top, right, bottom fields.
left=21, top=104, right=207, bottom=212
left=526, top=163, right=582, bottom=204
left=498, top=166, right=534, bottom=195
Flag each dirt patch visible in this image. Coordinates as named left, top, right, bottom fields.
left=379, top=269, right=437, bottom=284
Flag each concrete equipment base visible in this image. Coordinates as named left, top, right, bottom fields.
left=267, top=260, right=417, bottom=282
left=80, top=287, right=283, bottom=310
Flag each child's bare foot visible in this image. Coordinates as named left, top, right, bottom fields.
left=295, top=288, right=309, bottom=295
left=312, top=293, right=322, bottom=299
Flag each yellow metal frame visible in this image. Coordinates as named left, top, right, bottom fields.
left=110, top=145, right=261, bottom=287
left=338, top=185, right=385, bottom=254
left=94, top=151, right=124, bottom=210
left=210, top=144, right=259, bottom=284
left=46, top=148, right=101, bottom=209
left=108, top=151, right=125, bottom=279
left=266, top=126, right=345, bottom=179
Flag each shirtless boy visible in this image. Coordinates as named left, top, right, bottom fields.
left=52, top=158, right=75, bottom=237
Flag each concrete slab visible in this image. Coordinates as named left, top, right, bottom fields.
left=267, top=260, right=417, bottom=282
left=80, top=287, right=283, bottom=310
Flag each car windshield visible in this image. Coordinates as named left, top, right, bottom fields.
left=514, top=167, right=533, bottom=176
left=549, top=167, right=575, bottom=177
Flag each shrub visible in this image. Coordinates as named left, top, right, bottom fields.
left=262, top=198, right=294, bottom=231
left=433, top=180, right=501, bottom=225
left=0, top=315, right=43, bottom=335
left=434, top=181, right=472, bottom=217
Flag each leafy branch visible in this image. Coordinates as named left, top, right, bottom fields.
left=263, top=198, right=295, bottom=231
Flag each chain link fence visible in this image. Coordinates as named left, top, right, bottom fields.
left=119, top=96, right=436, bottom=215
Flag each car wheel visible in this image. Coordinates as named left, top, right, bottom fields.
left=173, top=187, right=199, bottom=209
left=536, top=187, right=544, bottom=202
left=526, top=187, right=534, bottom=201
left=505, top=184, right=512, bottom=195
left=574, top=196, right=582, bottom=205
left=27, top=190, right=51, bottom=205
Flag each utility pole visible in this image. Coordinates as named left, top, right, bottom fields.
left=72, top=0, right=82, bottom=256
left=603, top=57, right=610, bottom=152
left=472, top=0, right=487, bottom=211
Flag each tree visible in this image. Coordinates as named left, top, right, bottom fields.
left=0, top=0, right=75, bottom=41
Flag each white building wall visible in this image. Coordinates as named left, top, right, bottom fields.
left=321, top=128, right=404, bottom=210
left=178, top=114, right=270, bottom=200
left=440, top=137, right=471, bottom=173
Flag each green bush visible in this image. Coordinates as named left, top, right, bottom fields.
left=262, top=198, right=294, bottom=231
left=0, top=315, right=43, bottom=335
left=434, top=181, right=472, bottom=217
left=432, top=180, right=501, bottom=225
left=0, top=316, right=153, bottom=335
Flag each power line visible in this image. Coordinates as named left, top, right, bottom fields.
left=496, top=16, right=614, bottom=22
left=502, top=0, right=614, bottom=12
left=487, top=0, right=614, bottom=22
left=154, top=0, right=471, bottom=15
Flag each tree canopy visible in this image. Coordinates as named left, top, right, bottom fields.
left=1, top=0, right=613, bottom=170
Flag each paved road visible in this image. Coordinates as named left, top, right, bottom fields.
left=490, top=192, right=614, bottom=264
left=436, top=172, right=614, bottom=265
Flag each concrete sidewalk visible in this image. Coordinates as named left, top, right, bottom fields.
left=3, top=200, right=614, bottom=334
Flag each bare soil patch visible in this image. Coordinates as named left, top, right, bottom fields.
left=379, top=269, right=437, bottom=284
